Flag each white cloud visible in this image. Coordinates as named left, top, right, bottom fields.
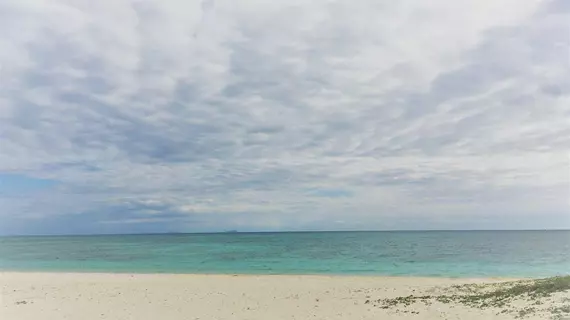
left=0, top=0, right=568, bottom=234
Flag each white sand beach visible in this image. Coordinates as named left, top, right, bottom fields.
left=2, top=272, right=566, bottom=320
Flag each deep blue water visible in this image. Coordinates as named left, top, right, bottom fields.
left=0, top=231, right=568, bottom=277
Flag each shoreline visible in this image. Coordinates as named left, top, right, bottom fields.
left=0, top=269, right=530, bottom=280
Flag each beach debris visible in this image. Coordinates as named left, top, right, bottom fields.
left=369, top=276, right=570, bottom=319
left=15, top=300, right=28, bottom=305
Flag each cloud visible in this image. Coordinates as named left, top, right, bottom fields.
left=0, top=0, right=568, bottom=234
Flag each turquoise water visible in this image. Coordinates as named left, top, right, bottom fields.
left=0, top=231, right=568, bottom=278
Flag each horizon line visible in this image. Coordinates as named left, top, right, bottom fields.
left=2, top=228, right=569, bottom=237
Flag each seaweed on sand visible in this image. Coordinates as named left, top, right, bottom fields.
left=371, top=276, right=570, bottom=319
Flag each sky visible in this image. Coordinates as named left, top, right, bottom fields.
left=0, top=0, right=569, bottom=235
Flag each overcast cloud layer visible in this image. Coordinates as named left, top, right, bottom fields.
left=0, top=0, right=569, bottom=235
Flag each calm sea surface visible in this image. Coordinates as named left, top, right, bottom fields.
left=0, top=231, right=568, bottom=277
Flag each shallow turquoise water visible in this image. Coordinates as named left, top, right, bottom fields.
left=0, top=231, right=568, bottom=277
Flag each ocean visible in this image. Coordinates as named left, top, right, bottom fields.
left=0, top=231, right=568, bottom=278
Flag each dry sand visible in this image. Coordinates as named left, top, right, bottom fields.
left=0, top=272, right=564, bottom=320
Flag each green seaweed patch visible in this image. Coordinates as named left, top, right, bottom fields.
left=370, top=276, right=570, bottom=319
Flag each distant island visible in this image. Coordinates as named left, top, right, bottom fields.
left=224, top=230, right=239, bottom=233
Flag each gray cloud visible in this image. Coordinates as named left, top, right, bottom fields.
left=0, top=0, right=568, bottom=234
